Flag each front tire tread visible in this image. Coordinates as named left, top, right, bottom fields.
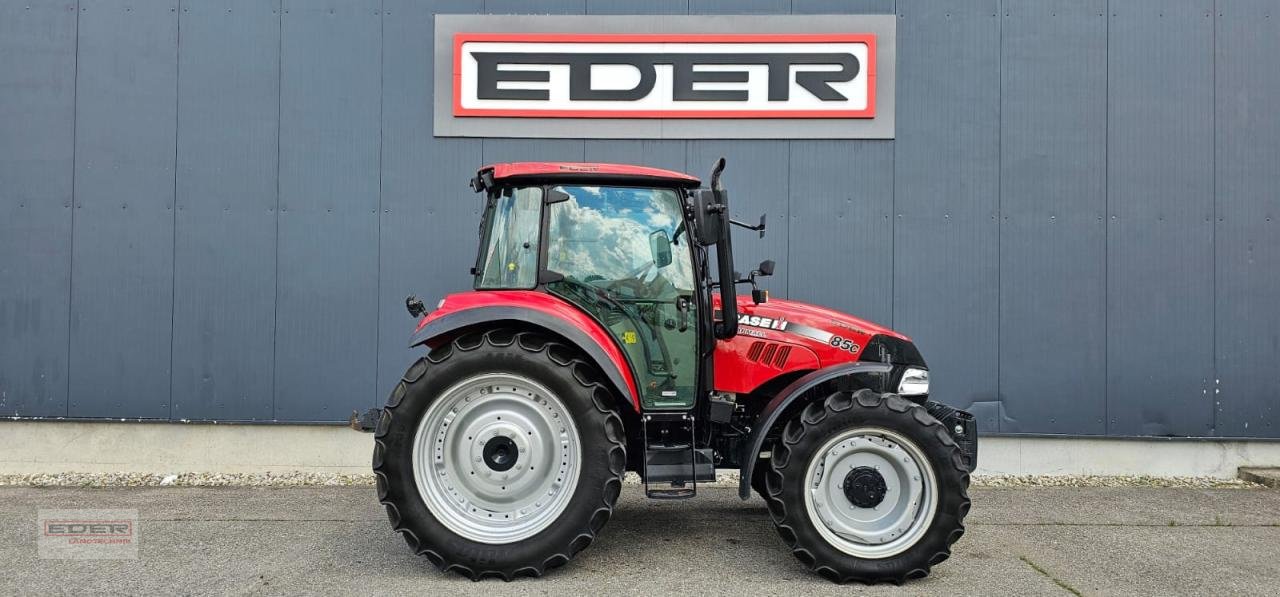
left=764, top=389, right=971, bottom=584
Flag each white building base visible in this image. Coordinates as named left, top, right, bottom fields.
left=2, top=421, right=1278, bottom=478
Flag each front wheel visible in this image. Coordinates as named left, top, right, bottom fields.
left=764, top=389, right=971, bottom=584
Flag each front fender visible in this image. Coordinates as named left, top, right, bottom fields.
left=737, top=361, right=893, bottom=500
left=410, top=291, right=641, bottom=411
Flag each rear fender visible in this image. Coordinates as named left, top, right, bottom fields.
left=409, top=291, right=641, bottom=412
left=737, top=361, right=893, bottom=499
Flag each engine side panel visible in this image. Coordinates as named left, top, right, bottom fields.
left=713, top=336, right=820, bottom=394
left=713, top=296, right=907, bottom=395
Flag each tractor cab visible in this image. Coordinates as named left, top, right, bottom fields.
left=468, top=163, right=708, bottom=412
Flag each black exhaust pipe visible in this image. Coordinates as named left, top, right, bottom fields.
left=709, top=158, right=737, bottom=340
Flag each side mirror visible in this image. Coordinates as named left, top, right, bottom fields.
left=690, top=188, right=726, bottom=247
left=747, top=261, right=775, bottom=304
left=649, top=229, right=673, bottom=268
left=546, top=188, right=571, bottom=204
left=405, top=295, right=427, bottom=318
left=730, top=213, right=767, bottom=238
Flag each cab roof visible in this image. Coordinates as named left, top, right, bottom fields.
left=476, top=162, right=701, bottom=190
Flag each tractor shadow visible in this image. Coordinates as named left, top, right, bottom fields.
left=573, top=487, right=816, bottom=580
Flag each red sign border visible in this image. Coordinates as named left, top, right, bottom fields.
left=452, top=33, right=877, bottom=119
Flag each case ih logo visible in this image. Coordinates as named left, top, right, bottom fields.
left=453, top=33, right=876, bottom=119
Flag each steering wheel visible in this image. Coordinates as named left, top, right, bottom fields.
left=626, top=261, right=655, bottom=279
left=598, top=262, right=649, bottom=294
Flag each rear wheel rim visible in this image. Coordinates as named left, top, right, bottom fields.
left=412, top=373, right=581, bottom=544
left=802, top=427, right=938, bottom=559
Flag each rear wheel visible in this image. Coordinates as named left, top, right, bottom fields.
left=373, top=328, right=626, bottom=580
left=764, top=389, right=970, bottom=584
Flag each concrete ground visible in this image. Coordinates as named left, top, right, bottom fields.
left=3, top=485, right=1278, bottom=596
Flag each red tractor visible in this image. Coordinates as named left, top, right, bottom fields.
left=371, top=159, right=976, bottom=583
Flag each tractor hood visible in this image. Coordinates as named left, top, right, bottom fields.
left=720, top=295, right=926, bottom=370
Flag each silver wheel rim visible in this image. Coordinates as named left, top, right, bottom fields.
left=411, top=373, right=581, bottom=544
left=802, top=427, right=938, bottom=559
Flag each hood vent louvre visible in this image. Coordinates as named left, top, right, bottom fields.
left=774, top=345, right=792, bottom=368
left=745, top=341, right=792, bottom=369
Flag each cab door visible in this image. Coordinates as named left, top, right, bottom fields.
left=542, top=184, right=699, bottom=410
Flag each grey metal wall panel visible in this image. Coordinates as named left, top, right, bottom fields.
left=587, top=0, right=686, bottom=14
left=68, top=0, right=178, bottom=418
left=998, top=0, right=1107, bottom=434
left=0, top=0, right=76, bottom=417
left=482, top=139, right=585, bottom=165
left=584, top=140, right=687, bottom=175
left=892, top=0, right=1001, bottom=428
left=792, top=0, right=895, bottom=319
left=5, top=0, right=1280, bottom=439
left=687, top=141, right=790, bottom=298
left=793, top=0, right=894, bottom=13
left=377, top=0, right=484, bottom=406
left=274, top=0, right=381, bottom=421
left=788, top=141, right=894, bottom=326
left=1106, top=0, right=1215, bottom=437
left=170, top=0, right=280, bottom=420
left=1214, top=0, right=1280, bottom=438
left=689, top=0, right=787, bottom=14
left=484, top=0, right=585, bottom=14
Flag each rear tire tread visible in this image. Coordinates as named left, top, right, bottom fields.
left=373, top=329, right=626, bottom=581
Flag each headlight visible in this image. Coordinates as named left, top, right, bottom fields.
left=898, top=367, right=929, bottom=396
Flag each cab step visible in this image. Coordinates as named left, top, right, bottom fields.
left=645, top=446, right=715, bottom=484
left=641, top=413, right=714, bottom=499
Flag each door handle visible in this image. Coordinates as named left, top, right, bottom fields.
left=675, top=296, right=690, bottom=332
